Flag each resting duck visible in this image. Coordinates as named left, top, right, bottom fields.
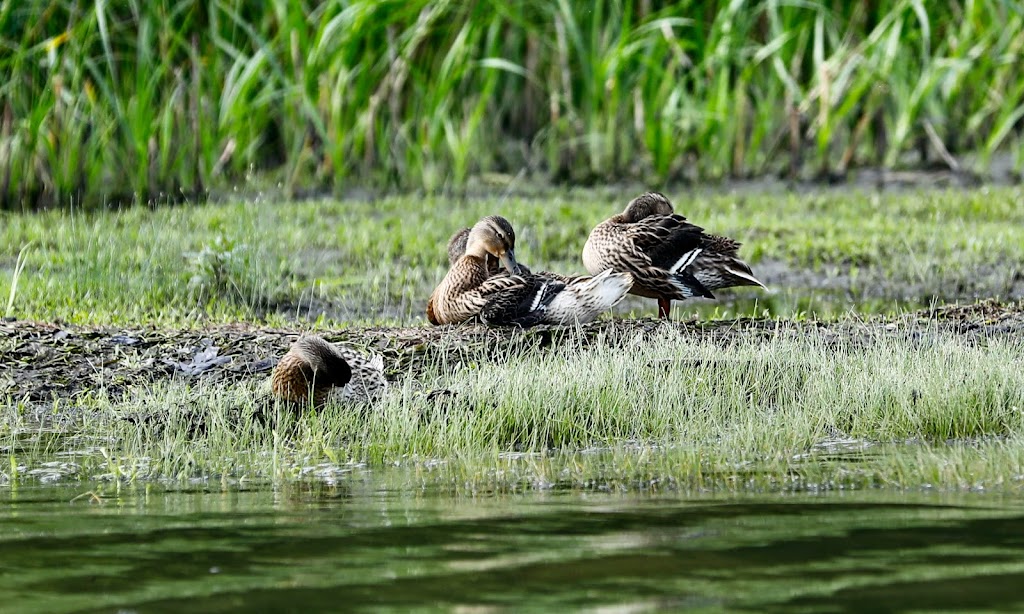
left=270, top=335, right=386, bottom=408
left=443, top=225, right=634, bottom=324
left=428, top=216, right=632, bottom=327
left=582, top=192, right=766, bottom=319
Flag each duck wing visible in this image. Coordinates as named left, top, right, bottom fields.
left=625, top=214, right=714, bottom=299
left=629, top=214, right=705, bottom=271
left=336, top=345, right=388, bottom=403
left=480, top=274, right=567, bottom=327
left=533, top=270, right=572, bottom=284
left=693, top=234, right=766, bottom=291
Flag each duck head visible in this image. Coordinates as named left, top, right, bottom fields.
left=464, top=215, right=521, bottom=274
left=620, top=192, right=674, bottom=222
left=446, top=228, right=472, bottom=265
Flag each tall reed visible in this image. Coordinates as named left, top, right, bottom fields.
left=2, top=0, right=1023, bottom=209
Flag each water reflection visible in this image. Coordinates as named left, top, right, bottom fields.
left=2, top=485, right=1023, bottom=613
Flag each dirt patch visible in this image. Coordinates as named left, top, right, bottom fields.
left=2, top=300, right=1023, bottom=408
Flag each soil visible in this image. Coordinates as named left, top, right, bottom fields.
left=3, top=300, right=1023, bottom=410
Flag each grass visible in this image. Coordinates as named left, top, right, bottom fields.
left=3, top=1, right=1024, bottom=209
left=4, top=326, right=1024, bottom=491
left=2, top=185, right=1024, bottom=491
left=2, top=186, right=1024, bottom=326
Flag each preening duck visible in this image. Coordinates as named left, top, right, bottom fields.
left=428, top=216, right=632, bottom=327
left=270, top=335, right=386, bottom=408
left=428, top=215, right=520, bottom=325
left=444, top=225, right=630, bottom=324
left=582, top=191, right=766, bottom=319
left=445, top=227, right=528, bottom=277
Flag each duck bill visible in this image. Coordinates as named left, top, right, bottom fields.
left=499, top=250, right=522, bottom=275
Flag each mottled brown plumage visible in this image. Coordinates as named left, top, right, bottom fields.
left=336, top=344, right=388, bottom=404
left=583, top=192, right=765, bottom=319
left=481, top=269, right=632, bottom=326
left=428, top=216, right=525, bottom=324
left=429, top=217, right=632, bottom=326
left=443, top=227, right=630, bottom=325
left=270, top=335, right=387, bottom=408
left=271, top=336, right=352, bottom=408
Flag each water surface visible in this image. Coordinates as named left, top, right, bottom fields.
left=2, top=483, right=1023, bottom=613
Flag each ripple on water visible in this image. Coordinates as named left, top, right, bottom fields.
left=2, top=486, right=1024, bottom=612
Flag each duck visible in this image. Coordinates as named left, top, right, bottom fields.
left=428, top=216, right=520, bottom=325
left=582, top=191, right=766, bottom=319
left=428, top=216, right=633, bottom=327
left=270, top=335, right=387, bottom=408
left=444, top=225, right=634, bottom=324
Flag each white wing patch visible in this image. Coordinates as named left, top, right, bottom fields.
left=529, top=281, right=551, bottom=312
left=669, top=248, right=703, bottom=274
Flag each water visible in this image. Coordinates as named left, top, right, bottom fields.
left=2, top=484, right=1024, bottom=613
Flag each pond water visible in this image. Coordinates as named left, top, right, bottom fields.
left=2, top=483, right=1024, bottom=613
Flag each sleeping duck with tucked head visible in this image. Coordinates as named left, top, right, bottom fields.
left=428, top=215, right=632, bottom=327
left=582, top=191, right=766, bottom=319
left=270, top=335, right=387, bottom=408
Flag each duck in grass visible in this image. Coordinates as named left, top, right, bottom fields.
left=444, top=225, right=636, bottom=324
left=270, top=335, right=386, bottom=408
left=428, top=216, right=633, bottom=327
left=582, top=191, right=766, bottom=319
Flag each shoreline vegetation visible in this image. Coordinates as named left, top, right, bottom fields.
left=2, top=185, right=1024, bottom=491
left=3, top=300, right=1024, bottom=491
left=3, top=1, right=1024, bottom=210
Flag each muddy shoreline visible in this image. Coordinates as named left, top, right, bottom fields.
left=3, top=300, right=1022, bottom=408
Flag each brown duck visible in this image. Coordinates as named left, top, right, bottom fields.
left=428, top=216, right=632, bottom=327
left=582, top=192, right=765, bottom=319
left=271, top=335, right=387, bottom=408
left=443, top=225, right=631, bottom=324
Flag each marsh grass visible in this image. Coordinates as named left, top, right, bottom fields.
left=2, top=187, right=1023, bottom=326
left=3, top=1, right=1024, bottom=209
left=5, top=326, right=1023, bottom=491
left=3, top=242, right=30, bottom=318
left=3, top=186, right=1024, bottom=491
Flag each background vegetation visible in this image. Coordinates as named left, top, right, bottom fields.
left=3, top=0, right=1023, bottom=209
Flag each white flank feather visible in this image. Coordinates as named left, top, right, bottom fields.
left=544, top=269, right=633, bottom=325
left=725, top=267, right=769, bottom=290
